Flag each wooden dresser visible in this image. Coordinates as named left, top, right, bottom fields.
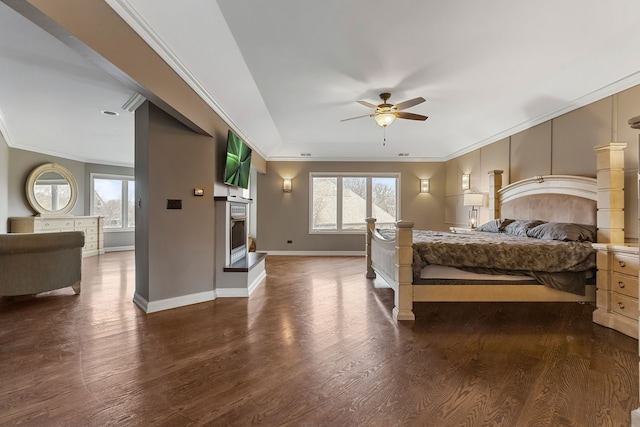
left=9, top=216, right=104, bottom=257
left=592, top=243, right=639, bottom=338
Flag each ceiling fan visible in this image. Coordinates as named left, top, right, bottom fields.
left=341, top=92, right=428, bottom=128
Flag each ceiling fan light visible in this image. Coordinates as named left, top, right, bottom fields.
left=375, top=113, right=396, bottom=127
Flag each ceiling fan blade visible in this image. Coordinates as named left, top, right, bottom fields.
left=357, top=100, right=378, bottom=109
left=394, top=97, right=426, bottom=111
left=340, top=113, right=374, bottom=122
left=396, top=112, right=428, bottom=121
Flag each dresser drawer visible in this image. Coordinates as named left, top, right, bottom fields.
left=34, top=218, right=74, bottom=232
left=611, top=272, right=639, bottom=298
left=612, top=252, right=639, bottom=277
left=612, top=293, right=639, bottom=321
left=75, top=226, right=97, bottom=235
left=75, top=218, right=98, bottom=228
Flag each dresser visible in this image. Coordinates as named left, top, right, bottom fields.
left=592, top=243, right=639, bottom=339
left=9, top=216, right=104, bottom=257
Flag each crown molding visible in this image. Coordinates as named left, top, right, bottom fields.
left=0, top=112, right=14, bottom=147
left=442, top=70, right=640, bottom=162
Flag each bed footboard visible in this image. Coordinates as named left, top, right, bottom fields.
left=366, top=218, right=415, bottom=321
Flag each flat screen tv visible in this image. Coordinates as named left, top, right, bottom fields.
left=223, top=130, right=252, bottom=189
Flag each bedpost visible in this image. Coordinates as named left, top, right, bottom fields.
left=488, top=170, right=503, bottom=220
left=365, top=217, right=377, bottom=279
left=393, top=220, right=416, bottom=321
left=595, top=142, right=626, bottom=244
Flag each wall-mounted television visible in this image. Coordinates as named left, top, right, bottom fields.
left=223, top=130, right=252, bottom=189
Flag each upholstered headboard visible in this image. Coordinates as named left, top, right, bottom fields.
left=497, top=175, right=597, bottom=226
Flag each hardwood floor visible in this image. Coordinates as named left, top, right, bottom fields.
left=0, top=252, right=638, bottom=426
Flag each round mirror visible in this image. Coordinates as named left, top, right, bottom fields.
left=26, top=163, right=78, bottom=216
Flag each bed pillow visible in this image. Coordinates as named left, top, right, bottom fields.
left=476, top=218, right=515, bottom=233
left=526, top=222, right=596, bottom=242
left=503, top=220, right=546, bottom=237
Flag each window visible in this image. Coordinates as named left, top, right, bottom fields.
left=91, top=174, right=135, bottom=231
left=310, top=173, right=400, bottom=232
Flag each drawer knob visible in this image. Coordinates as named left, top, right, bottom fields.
left=618, top=301, right=625, bottom=309
left=618, top=281, right=625, bottom=288
left=618, top=260, right=626, bottom=268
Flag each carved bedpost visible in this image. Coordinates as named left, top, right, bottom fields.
left=488, top=170, right=503, bottom=220
left=595, top=142, right=626, bottom=244
left=393, top=220, right=416, bottom=321
left=365, top=217, right=377, bottom=279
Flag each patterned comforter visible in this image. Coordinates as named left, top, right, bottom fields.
left=376, top=229, right=596, bottom=295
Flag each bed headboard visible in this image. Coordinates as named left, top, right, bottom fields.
left=497, top=175, right=597, bottom=226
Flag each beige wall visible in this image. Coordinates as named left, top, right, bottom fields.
left=0, top=132, right=8, bottom=233
left=135, top=102, right=217, bottom=302
left=445, top=85, right=640, bottom=240
left=257, top=161, right=445, bottom=252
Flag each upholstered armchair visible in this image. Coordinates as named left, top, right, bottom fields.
left=0, top=231, right=84, bottom=296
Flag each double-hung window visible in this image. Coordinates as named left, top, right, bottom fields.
left=90, top=174, right=135, bottom=231
left=310, top=173, right=400, bottom=233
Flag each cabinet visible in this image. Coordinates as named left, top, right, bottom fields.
left=9, top=216, right=104, bottom=257
left=592, top=244, right=639, bottom=338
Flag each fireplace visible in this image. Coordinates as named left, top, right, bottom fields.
left=229, top=203, right=247, bottom=264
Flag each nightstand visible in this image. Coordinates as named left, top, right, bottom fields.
left=592, top=243, right=639, bottom=339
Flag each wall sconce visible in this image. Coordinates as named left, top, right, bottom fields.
left=193, top=188, right=204, bottom=197
left=463, top=192, right=484, bottom=229
left=461, top=174, right=470, bottom=191
left=420, top=179, right=430, bottom=193
left=283, top=178, right=292, bottom=193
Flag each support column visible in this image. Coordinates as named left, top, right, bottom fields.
left=595, top=142, right=626, bottom=244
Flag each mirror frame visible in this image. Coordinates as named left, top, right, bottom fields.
left=26, top=163, right=78, bottom=216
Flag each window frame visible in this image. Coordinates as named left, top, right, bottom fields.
left=308, top=172, right=401, bottom=234
left=90, top=173, right=135, bottom=232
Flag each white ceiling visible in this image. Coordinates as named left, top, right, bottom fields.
left=0, top=1, right=135, bottom=167
left=3, top=1, right=640, bottom=167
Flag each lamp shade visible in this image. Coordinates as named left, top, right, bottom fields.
left=463, top=193, right=484, bottom=207
left=374, top=113, right=396, bottom=127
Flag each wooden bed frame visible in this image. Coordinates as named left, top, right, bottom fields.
left=365, top=157, right=624, bottom=321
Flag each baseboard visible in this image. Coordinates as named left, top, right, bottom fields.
left=133, top=290, right=216, bottom=313
left=247, top=269, right=267, bottom=296
left=132, top=292, right=148, bottom=312
left=104, top=246, right=135, bottom=253
left=216, top=287, right=249, bottom=297
left=265, top=251, right=365, bottom=256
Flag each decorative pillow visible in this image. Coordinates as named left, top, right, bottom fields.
left=503, top=220, right=546, bottom=237
left=526, top=222, right=596, bottom=242
left=476, top=218, right=515, bottom=233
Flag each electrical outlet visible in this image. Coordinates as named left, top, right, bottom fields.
left=287, top=240, right=293, bottom=244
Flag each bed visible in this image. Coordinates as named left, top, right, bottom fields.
left=366, top=172, right=603, bottom=321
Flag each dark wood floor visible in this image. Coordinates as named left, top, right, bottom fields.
left=0, top=253, right=638, bottom=426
